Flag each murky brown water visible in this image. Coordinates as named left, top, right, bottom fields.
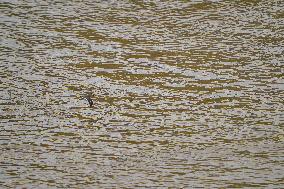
left=1, top=0, right=283, bottom=188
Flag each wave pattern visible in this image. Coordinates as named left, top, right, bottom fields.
left=0, top=0, right=283, bottom=188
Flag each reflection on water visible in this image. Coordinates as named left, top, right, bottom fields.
left=0, top=0, right=283, bottom=188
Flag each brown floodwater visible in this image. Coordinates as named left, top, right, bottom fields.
left=0, top=0, right=283, bottom=188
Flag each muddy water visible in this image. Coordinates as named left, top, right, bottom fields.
left=0, top=0, right=283, bottom=188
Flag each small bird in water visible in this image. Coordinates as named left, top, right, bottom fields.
left=84, top=96, right=93, bottom=107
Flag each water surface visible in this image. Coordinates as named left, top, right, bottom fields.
left=0, top=0, right=283, bottom=188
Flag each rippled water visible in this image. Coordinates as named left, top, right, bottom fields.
left=1, top=0, right=283, bottom=188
